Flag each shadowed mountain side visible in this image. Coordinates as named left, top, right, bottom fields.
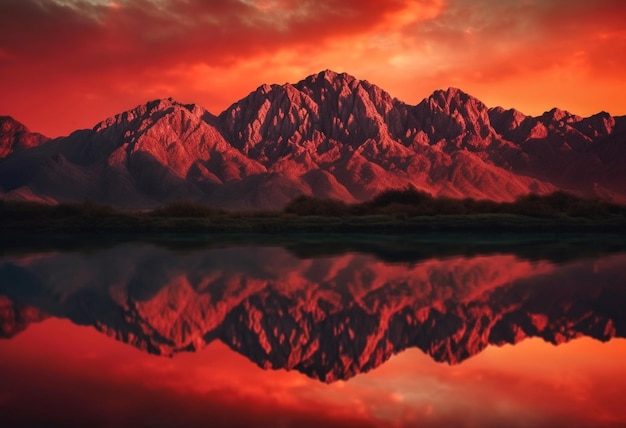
left=1, top=244, right=625, bottom=382
left=1, top=70, right=626, bottom=208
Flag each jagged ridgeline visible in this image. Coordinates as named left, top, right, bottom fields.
left=1, top=70, right=625, bottom=209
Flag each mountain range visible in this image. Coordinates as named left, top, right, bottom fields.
left=1, top=70, right=625, bottom=209
left=1, top=244, right=624, bottom=382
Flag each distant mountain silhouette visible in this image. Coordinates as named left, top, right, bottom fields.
left=1, top=70, right=625, bottom=208
left=1, top=244, right=624, bottom=382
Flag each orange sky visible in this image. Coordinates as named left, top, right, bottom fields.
left=1, top=0, right=625, bottom=137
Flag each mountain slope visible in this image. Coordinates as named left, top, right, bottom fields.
left=0, top=100, right=266, bottom=208
left=1, top=70, right=625, bottom=208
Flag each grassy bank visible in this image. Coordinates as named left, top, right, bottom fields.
left=2, top=190, right=626, bottom=235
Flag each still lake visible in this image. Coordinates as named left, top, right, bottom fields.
left=1, top=235, right=625, bottom=427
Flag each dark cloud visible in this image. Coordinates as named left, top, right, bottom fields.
left=0, top=0, right=411, bottom=69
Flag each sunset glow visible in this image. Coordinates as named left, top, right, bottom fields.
left=1, top=0, right=625, bottom=137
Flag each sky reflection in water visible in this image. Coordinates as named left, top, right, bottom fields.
left=1, top=240, right=625, bottom=427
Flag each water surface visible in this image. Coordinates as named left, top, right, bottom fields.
left=1, top=238, right=625, bottom=427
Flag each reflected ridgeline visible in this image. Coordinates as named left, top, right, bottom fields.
left=1, top=244, right=625, bottom=382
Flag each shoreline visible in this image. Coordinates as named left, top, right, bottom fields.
left=2, top=212, right=626, bottom=234
left=3, top=190, right=626, bottom=236
left=2, top=222, right=626, bottom=264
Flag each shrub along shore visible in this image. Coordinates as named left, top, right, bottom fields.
left=2, top=189, right=626, bottom=235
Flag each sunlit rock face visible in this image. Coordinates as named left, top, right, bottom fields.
left=0, top=116, right=48, bottom=159
left=1, top=70, right=625, bottom=208
left=1, top=244, right=625, bottom=382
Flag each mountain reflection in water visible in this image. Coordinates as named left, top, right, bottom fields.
left=1, top=239, right=626, bottom=427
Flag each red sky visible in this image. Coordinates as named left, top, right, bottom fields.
left=1, top=0, right=625, bottom=137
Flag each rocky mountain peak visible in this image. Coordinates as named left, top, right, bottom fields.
left=0, top=116, right=48, bottom=159
left=1, top=70, right=625, bottom=208
left=571, top=111, right=616, bottom=138
left=299, top=69, right=357, bottom=88
left=539, top=107, right=582, bottom=126
left=0, top=116, right=26, bottom=134
left=293, top=70, right=395, bottom=116
left=427, top=88, right=479, bottom=112
left=93, top=98, right=213, bottom=134
left=413, top=87, right=494, bottom=144
left=488, top=106, right=531, bottom=136
left=218, top=70, right=400, bottom=167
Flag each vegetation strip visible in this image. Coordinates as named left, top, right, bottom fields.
left=2, top=189, right=626, bottom=234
